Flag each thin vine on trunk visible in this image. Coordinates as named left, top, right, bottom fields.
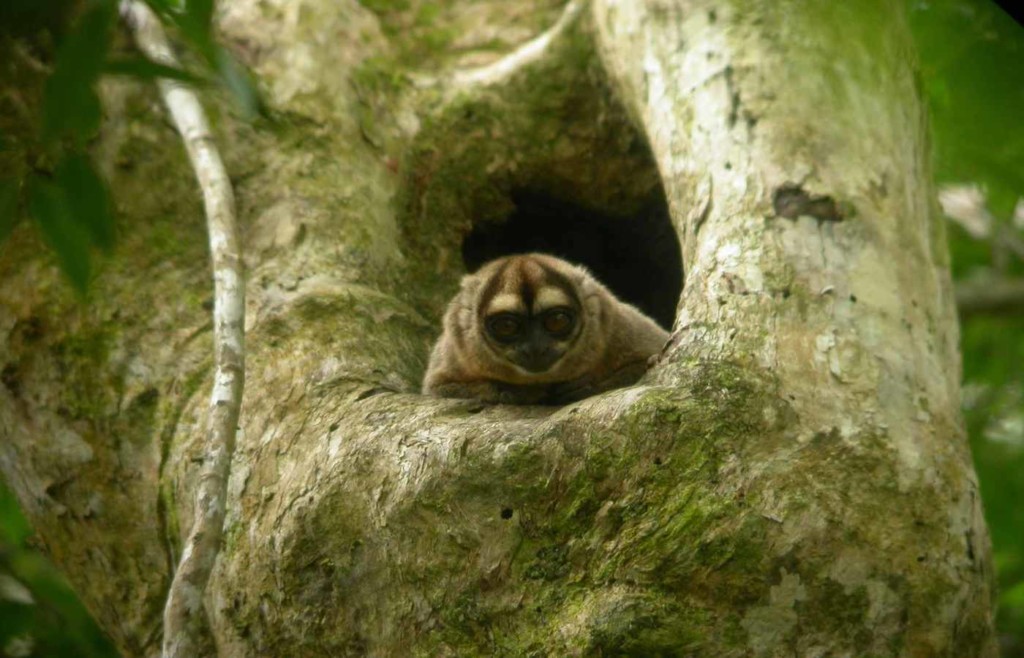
left=120, top=3, right=246, bottom=655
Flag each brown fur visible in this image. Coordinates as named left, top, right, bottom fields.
left=423, top=253, right=669, bottom=404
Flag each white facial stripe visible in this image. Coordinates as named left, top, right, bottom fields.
left=486, top=293, right=526, bottom=314
left=533, top=286, right=572, bottom=313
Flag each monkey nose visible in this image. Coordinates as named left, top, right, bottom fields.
left=517, top=346, right=556, bottom=372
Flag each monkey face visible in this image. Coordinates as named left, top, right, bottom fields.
left=483, top=305, right=580, bottom=373
left=473, top=255, right=586, bottom=378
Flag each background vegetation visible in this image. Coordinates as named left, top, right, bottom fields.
left=914, top=2, right=1024, bottom=655
left=0, top=0, right=1021, bottom=655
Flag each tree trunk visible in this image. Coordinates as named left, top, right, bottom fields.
left=0, top=0, right=997, bottom=656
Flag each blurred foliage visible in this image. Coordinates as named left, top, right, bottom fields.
left=0, top=482, right=119, bottom=658
left=913, top=0, right=1024, bottom=217
left=910, top=0, right=1024, bottom=654
left=0, top=0, right=259, bottom=298
left=1, top=0, right=260, bottom=655
left=0, top=0, right=1021, bottom=656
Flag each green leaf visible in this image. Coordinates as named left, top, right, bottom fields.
left=171, top=4, right=217, bottom=64
left=142, top=0, right=175, bottom=15
left=142, top=0, right=263, bottom=118
left=2, top=477, right=123, bottom=657
left=0, top=178, right=19, bottom=243
left=104, top=56, right=207, bottom=84
left=187, top=0, right=215, bottom=32
left=0, top=482, right=32, bottom=546
left=1002, top=580, right=1024, bottom=610
left=42, top=3, right=115, bottom=142
left=910, top=0, right=1024, bottom=213
left=55, top=154, right=115, bottom=253
left=28, top=179, right=92, bottom=295
left=216, top=46, right=262, bottom=119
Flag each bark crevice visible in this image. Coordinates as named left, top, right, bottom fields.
left=772, top=183, right=846, bottom=223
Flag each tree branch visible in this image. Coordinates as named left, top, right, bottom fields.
left=956, top=277, right=1024, bottom=317
left=450, top=0, right=585, bottom=88
left=119, top=3, right=246, bottom=656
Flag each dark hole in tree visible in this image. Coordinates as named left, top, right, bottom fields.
left=461, top=188, right=682, bottom=330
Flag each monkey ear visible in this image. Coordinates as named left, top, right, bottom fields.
left=565, top=259, right=595, bottom=284
left=570, top=262, right=598, bottom=290
left=456, top=270, right=487, bottom=313
left=460, top=270, right=483, bottom=293
left=574, top=267, right=613, bottom=313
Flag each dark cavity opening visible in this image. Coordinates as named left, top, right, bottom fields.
left=461, top=188, right=682, bottom=330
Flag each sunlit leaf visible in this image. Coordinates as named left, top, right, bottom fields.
left=55, top=154, right=115, bottom=253
left=28, top=179, right=92, bottom=295
left=104, top=56, right=206, bottom=84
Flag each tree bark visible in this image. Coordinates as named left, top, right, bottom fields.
left=0, top=1, right=997, bottom=656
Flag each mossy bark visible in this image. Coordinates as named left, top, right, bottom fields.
left=0, top=0, right=996, bottom=656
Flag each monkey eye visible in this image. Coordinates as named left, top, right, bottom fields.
left=542, top=308, right=575, bottom=336
left=486, top=314, right=524, bottom=342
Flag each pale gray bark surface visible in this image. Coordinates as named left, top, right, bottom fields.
left=0, top=1, right=997, bottom=656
